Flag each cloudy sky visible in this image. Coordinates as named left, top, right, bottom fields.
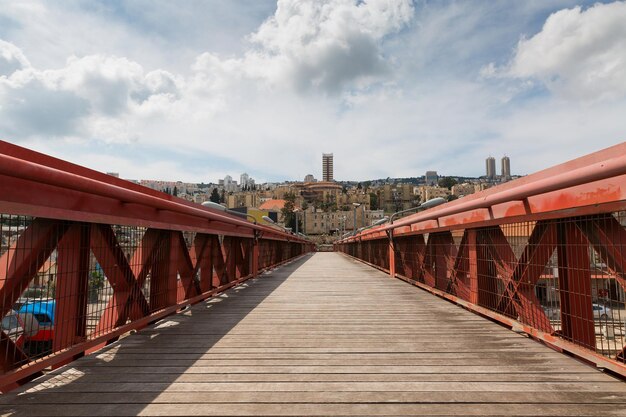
left=1, top=0, right=625, bottom=183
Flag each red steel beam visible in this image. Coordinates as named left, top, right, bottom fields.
left=53, top=224, right=91, bottom=353
left=0, top=219, right=69, bottom=318
left=556, top=222, right=596, bottom=350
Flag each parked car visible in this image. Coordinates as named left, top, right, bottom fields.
left=18, top=300, right=55, bottom=356
left=1, top=310, right=39, bottom=349
left=592, top=303, right=612, bottom=320
left=542, top=303, right=613, bottom=321
left=542, top=306, right=561, bottom=321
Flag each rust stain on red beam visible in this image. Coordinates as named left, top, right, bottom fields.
left=440, top=208, right=491, bottom=227
left=526, top=176, right=625, bottom=214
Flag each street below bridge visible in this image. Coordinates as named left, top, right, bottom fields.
left=1, top=252, right=626, bottom=416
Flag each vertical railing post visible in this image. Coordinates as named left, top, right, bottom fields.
left=251, top=232, right=259, bottom=277
left=222, top=236, right=237, bottom=282
left=151, top=231, right=178, bottom=310
left=387, top=230, right=395, bottom=277
left=198, top=234, right=213, bottom=292
left=467, top=229, right=479, bottom=304
left=53, top=223, right=91, bottom=354
left=557, top=222, right=596, bottom=349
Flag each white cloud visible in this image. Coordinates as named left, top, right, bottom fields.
left=1, top=0, right=626, bottom=184
left=0, top=39, right=30, bottom=76
left=502, top=1, right=626, bottom=101
left=247, top=0, right=414, bottom=92
left=0, top=51, right=186, bottom=141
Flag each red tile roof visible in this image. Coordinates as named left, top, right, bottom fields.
left=259, top=199, right=286, bottom=211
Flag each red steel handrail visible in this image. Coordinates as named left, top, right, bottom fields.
left=0, top=141, right=305, bottom=243
left=339, top=142, right=626, bottom=243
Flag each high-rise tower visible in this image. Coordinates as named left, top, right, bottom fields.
left=240, top=173, right=249, bottom=188
left=501, top=156, right=511, bottom=180
left=485, top=157, right=496, bottom=180
left=322, top=153, right=334, bottom=182
left=425, top=171, right=438, bottom=186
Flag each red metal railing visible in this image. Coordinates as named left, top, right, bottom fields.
left=0, top=141, right=314, bottom=390
left=336, top=142, right=626, bottom=376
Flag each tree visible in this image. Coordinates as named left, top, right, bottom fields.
left=210, top=188, right=220, bottom=203
left=447, top=194, right=459, bottom=202
left=173, top=186, right=178, bottom=197
left=357, top=182, right=362, bottom=190
left=220, top=189, right=226, bottom=203
left=88, top=270, right=105, bottom=303
left=281, top=192, right=302, bottom=231
left=369, top=193, right=379, bottom=211
left=438, top=177, right=458, bottom=190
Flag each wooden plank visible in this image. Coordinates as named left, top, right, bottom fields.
left=3, top=391, right=626, bottom=405
left=2, top=403, right=626, bottom=416
left=9, top=380, right=626, bottom=393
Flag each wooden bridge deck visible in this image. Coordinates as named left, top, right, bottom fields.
left=2, top=252, right=626, bottom=416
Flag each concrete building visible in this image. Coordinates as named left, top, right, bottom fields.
left=223, top=175, right=238, bottom=193
left=501, top=156, right=511, bottom=180
left=322, top=153, right=334, bottom=182
left=304, top=174, right=316, bottom=183
left=379, top=183, right=417, bottom=213
left=273, top=184, right=299, bottom=200
left=416, top=185, right=451, bottom=202
left=337, top=191, right=370, bottom=210
left=486, top=157, right=496, bottom=180
left=425, top=171, right=438, bottom=186
left=303, top=207, right=384, bottom=235
left=240, top=173, right=250, bottom=188
left=301, top=182, right=342, bottom=207
left=451, top=183, right=476, bottom=197
left=226, top=192, right=259, bottom=209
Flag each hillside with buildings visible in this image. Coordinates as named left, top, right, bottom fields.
left=125, top=153, right=518, bottom=239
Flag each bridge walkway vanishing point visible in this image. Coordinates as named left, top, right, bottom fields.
left=2, top=252, right=626, bottom=417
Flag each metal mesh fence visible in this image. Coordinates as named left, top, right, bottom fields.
left=0, top=215, right=306, bottom=374
left=340, top=212, right=626, bottom=365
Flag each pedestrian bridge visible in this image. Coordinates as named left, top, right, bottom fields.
left=3, top=252, right=626, bottom=416
left=2, top=141, right=626, bottom=416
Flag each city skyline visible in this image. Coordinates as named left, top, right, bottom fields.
left=1, top=1, right=625, bottom=182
